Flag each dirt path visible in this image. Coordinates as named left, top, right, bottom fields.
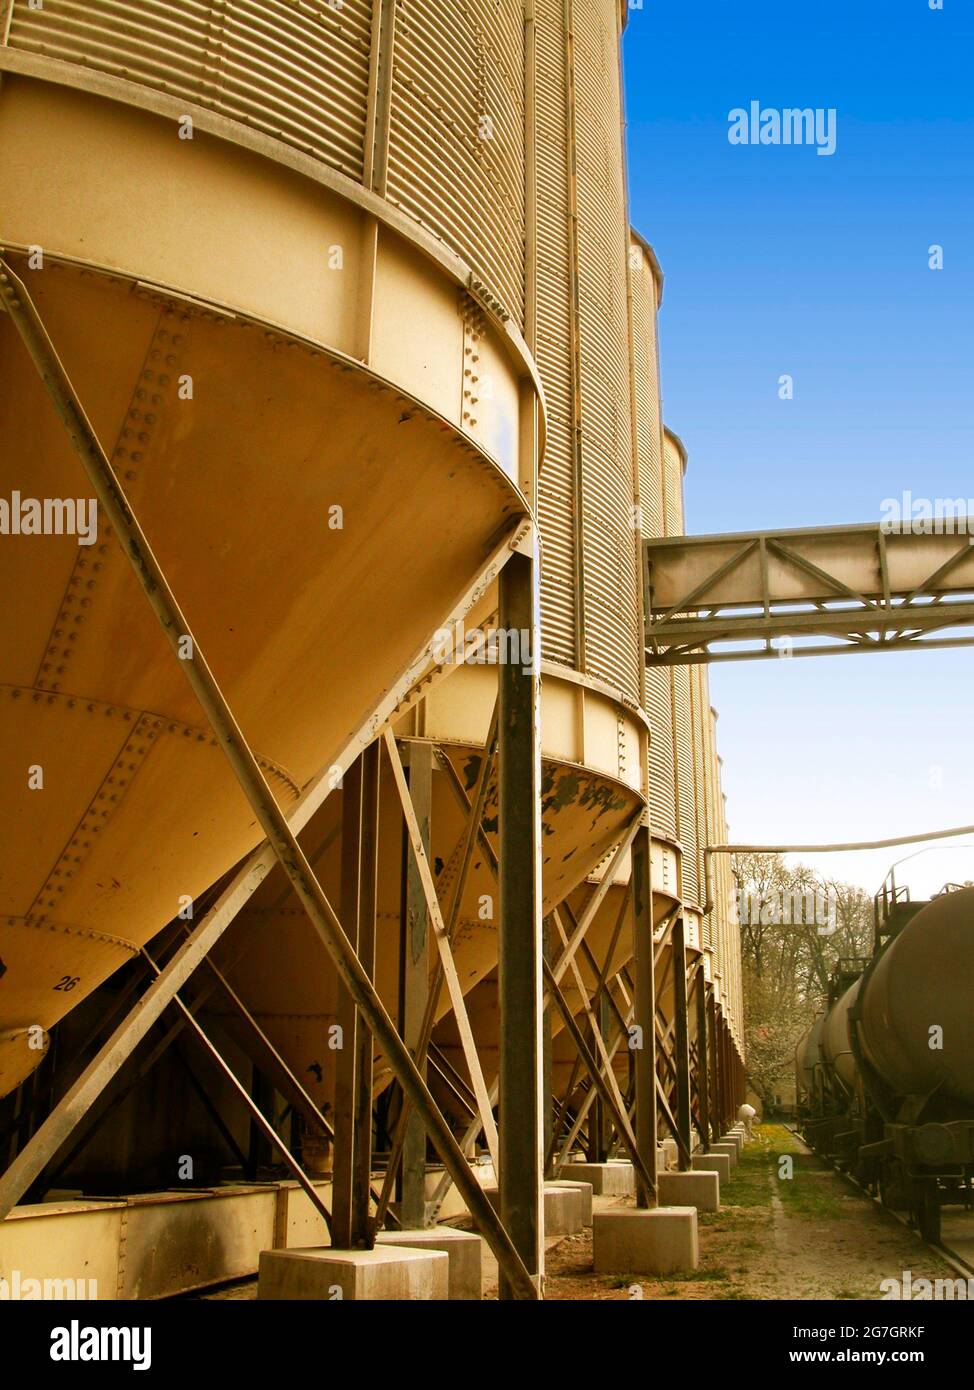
left=542, top=1124, right=961, bottom=1301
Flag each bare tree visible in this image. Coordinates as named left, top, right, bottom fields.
left=735, top=854, right=874, bottom=1105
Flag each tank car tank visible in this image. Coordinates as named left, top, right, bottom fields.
left=797, top=886, right=974, bottom=1240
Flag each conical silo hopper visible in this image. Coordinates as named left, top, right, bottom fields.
left=0, top=1, right=540, bottom=1096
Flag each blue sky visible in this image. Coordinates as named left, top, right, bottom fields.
left=623, top=0, right=974, bottom=898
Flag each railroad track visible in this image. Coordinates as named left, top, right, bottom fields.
left=783, top=1124, right=974, bottom=1282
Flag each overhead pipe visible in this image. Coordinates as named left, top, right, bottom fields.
left=703, top=822, right=974, bottom=915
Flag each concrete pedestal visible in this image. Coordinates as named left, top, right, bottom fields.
left=258, top=1246, right=449, bottom=1301
left=692, top=1152, right=731, bottom=1183
left=560, top=1162, right=635, bottom=1198
left=721, top=1132, right=744, bottom=1152
left=486, top=1183, right=584, bottom=1236
left=660, top=1138, right=679, bottom=1170
left=375, top=1227, right=482, bottom=1300
left=545, top=1180, right=594, bottom=1226
left=709, top=1142, right=738, bottom=1169
left=592, top=1207, right=699, bottom=1275
left=658, top=1170, right=719, bottom=1213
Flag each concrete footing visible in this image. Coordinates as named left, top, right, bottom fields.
left=692, top=1152, right=731, bottom=1182
left=659, top=1138, right=679, bottom=1169
left=375, top=1227, right=482, bottom=1300
left=258, top=1246, right=449, bottom=1301
left=721, top=1132, right=745, bottom=1152
left=592, top=1207, right=699, bottom=1275
left=560, top=1161, right=635, bottom=1198
left=545, top=1180, right=594, bottom=1226
left=658, top=1170, right=720, bottom=1213
left=487, top=1183, right=585, bottom=1236
left=709, top=1142, right=738, bottom=1168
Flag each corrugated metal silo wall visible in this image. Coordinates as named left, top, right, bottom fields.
left=534, top=0, right=641, bottom=704
left=7, top=0, right=375, bottom=173
left=630, top=235, right=676, bottom=838
left=7, top=0, right=373, bottom=177
left=388, top=0, right=526, bottom=322
left=7, top=0, right=527, bottom=326
left=661, top=431, right=699, bottom=903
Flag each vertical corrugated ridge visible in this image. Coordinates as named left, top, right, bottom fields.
left=534, top=0, right=578, bottom=666
left=387, top=0, right=525, bottom=325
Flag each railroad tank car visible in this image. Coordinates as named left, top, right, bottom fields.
left=0, top=0, right=540, bottom=1097
left=797, top=886, right=974, bottom=1240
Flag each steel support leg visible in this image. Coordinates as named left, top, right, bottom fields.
left=707, top=989, right=720, bottom=1145
left=671, top=918, right=693, bottom=1169
left=333, top=759, right=364, bottom=1247
left=542, top=919, right=554, bottom=1177
left=497, top=548, right=543, bottom=1298
left=400, top=742, right=432, bottom=1229
left=353, top=740, right=379, bottom=1243
left=695, top=965, right=711, bottom=1149
left=631, top=824, right=658, bottom=1209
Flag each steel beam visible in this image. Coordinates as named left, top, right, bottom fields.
left=353, top=740, right=380, bottom=1243
left=695, top=967, right=711, bottom=1149
left=384, top=730, right=500, bottom=1174
left=542, top=961, right=655, bottom=1195
left=332, top=743, right=380, bottom=1248
left=399, top=741, right=432, bottom=1229
left=373, top=712, right=499, bottom=1230
left=549, top=815, right=642, bottom=989
left=671, top=918, right=693, bottom=1169
left=0, top=258, right=539, bottom=1300
left=333, top=758, right=364, bottom=1246
left=497, top=547, right=543, bottom=1297
left=707, top=988, right=720, bottom=1144
left=630, top=825, right=658, bottom=1208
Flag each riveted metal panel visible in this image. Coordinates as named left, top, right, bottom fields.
left=573, top=0, right=640, bottom=704
left=386, top=0, right=525, bottom=325
left=7, top=0, right=374, bottom=181
left=534, top=0, right=577, bottom=666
